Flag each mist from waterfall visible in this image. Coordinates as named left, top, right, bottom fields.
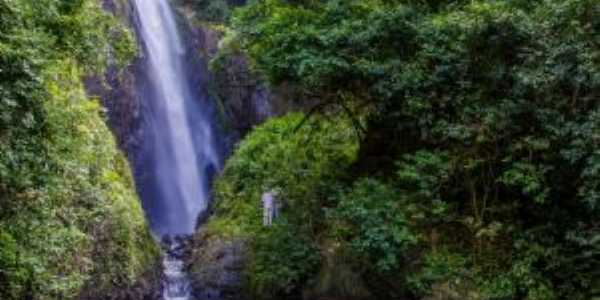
left=132, top=0, right=220, bottom=237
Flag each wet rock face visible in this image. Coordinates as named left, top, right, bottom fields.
left=85, top=62, right=145, bottom=160
left=188, top=232, right=247, bottom=300
left=212, top=52, right=275, bottom=143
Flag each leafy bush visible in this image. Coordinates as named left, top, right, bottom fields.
left=329, top=179, right=417, bottom=274
left=249, top=222, right=320, bottom=297
left=407, top=250, right=470, bottom=296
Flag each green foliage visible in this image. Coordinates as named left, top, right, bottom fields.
left=207, top=113, right=358, bottom=297
left=0, top=230, right=29, bottom=299
left=232, top=0, right=421, bottom=96
left=407, top=250, right=469, bottom=296
left=216, top=0, right=600, bottom=298
left=212, top=113, right=358, bottom=234
left=330, top=178, right=417, bottom=274
left=249, top=222, right=320, bottom=297
left=0, top=1, right=155, bottom=299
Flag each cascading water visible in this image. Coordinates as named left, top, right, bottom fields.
left=132, top=0, right=219, bottom=237
left=162, top=238, right=192, bottom=300
left=131, top=0, right=221, bottom=299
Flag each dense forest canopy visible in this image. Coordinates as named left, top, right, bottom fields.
left=206, top=0, right=600, bottom=299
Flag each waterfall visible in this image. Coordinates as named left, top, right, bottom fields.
left=131, top=0, right=222, bottom=299
left=132, top=0, right=220, bottom=236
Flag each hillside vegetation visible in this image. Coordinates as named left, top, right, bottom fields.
left=0, top=1, right=157, bottom=299
left=203, top=0, right=600, bottom=299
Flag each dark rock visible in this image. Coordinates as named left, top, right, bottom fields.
left=188, top=231, right=247, bottom=300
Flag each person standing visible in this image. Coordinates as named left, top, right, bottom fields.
left=261, top=191, right=276, bottom=226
